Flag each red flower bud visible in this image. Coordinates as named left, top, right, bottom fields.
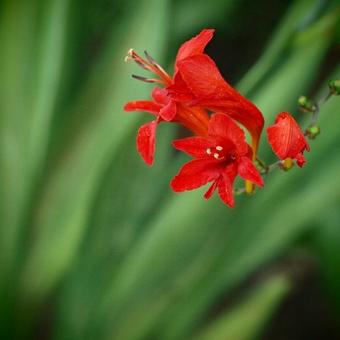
left=267, top=112, right=310, bottom=167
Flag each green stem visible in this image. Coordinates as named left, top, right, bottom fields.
left=309, top=90, right=333, bottom=126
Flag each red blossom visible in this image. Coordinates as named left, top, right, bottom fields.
left=170, top=113, right=264, bottom=207
left=267, top=112, right=310, bottom=167
left=124, top=30, right=217, bottom=165
left=168, top=49, right=264, bottom=157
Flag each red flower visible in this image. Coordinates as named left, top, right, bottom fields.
left=168, top=45, right=264, bottom=157
left=170, top=113, right=264, bottom=207
left=124, top=30, right=215, bottom=165
left=267, top=112, right=310, bottom=167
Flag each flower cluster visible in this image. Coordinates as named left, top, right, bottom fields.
left=124, top=29, right=309, bottom=207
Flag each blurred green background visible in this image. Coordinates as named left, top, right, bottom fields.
left=0, top=0, right=339, bottom=339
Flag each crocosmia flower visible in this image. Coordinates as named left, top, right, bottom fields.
left=267, top=112, right=310, bottom=167
left=124, top=30, right=214, bottom=164
left=170, top=113, right=264, bottom=207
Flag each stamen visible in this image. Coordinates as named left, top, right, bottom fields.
left=133, top=59, right=150, bottom=70
left=216, top=145, right=223, bottom=151
left=206, top=148, right=212, bottom=155
left=214, top=153, right=219, bottom=159
left=126, top=48, right=172, bottom=85
left=132, top=74, right=165, bottom=84
left=144, top=50, right=169, bottom=76
left=125, top=49, right=152, bottom=71
left=144, top=50, right=158, bottom=66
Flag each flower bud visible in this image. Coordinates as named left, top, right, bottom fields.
left=297, top=95, right=317, bottom=113
left=282, top=158, right=294, bottom=171
left=306, top=125, right=320, bottom=139
left=328, top=80, right=340, bottom=95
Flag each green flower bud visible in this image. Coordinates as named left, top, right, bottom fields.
left=328, top=80, right=340, bottom=95
left=298, top=95, right=317, bottom=112
left=306, top=125, right=320, bottom=139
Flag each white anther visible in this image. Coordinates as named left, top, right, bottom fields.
left=216, top=145, right=223, bottom=151
left=124, top=49, right=134, bottom=61
left=213, top=153, right=219, bottom=159
left=206, top=148, right=212, bottom=155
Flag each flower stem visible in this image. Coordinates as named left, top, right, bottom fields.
left=308, top=89, right=333, bottom=127
left=260, top=160, right=283, bottom=175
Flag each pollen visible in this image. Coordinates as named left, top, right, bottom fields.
left=216, top=145, right=223, bottom=151
left=206, top=148, right=212, bottom=155
left=213, top=153, right=219, bottom=159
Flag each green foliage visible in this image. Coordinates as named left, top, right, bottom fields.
left=195, top=274, right=292, bottom=340
left=0, top=0, right=339, bottom=339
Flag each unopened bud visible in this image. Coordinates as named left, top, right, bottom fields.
left=298, top=95, right=317, bottom=113
left=282, top=158, right=294, bottom=171
left=245, top=181, right=254, bottom=195
left=306, top=125, right=320, bottom=139
left=328, top=80, right=340, bottom=95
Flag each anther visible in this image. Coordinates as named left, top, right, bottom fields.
left=144, top=50, right=157, bottom=66
left=132, top=74, right=164, bottom=84
left=144, top=50, right=171, bottom=79
left=206, top=148, right=212, bottom=155
left=213, top=153, right=219, bottom=159
left=216, top=145, right=223, bottom=151
left=124, top=49, right=135, bottom=62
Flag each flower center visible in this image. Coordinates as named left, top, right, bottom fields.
left=206, top=145, right=225, bottom=160
left=125, top=49, right=172, bottom=86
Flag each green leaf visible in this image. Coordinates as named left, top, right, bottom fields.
left=195, top=275, right=291, bottom=340
left=17, top=0, right=170, bottom=316
left=238, top=0, right=330, bottom=95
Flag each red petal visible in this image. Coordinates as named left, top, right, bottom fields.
left=159, top=99, right=177, bottom=121
left=136, top=120, right=157, bottom=166
left=237, top=157, right=264, bottom=187
left=204, top=180, right=218, bottom=200
left=175, top=29, right=215, bottom=65
left=167, top=72, right=196, bottom=102
left=170, top=159, right=220, bottom=192
left=295, top=153, right=306, bottom=167
left=124, top=100, right=161, bottom=115
left=267, top=112, right=309, bottom=166
left=208, top=113, right=248, bottom=155
left=152, top=87, right=170, bottom=105
left=172, top=136, right=212, bottom=158
left=217, top=166, right=238, bottom=207
left=176, top=54, right=233, bottom=99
